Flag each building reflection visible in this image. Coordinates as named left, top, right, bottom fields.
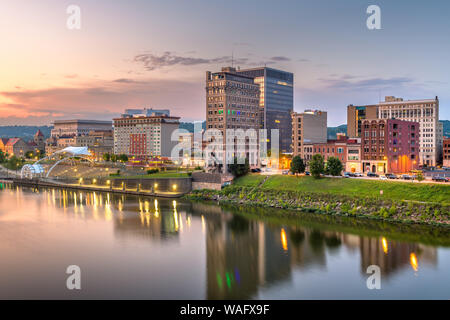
left=349, top=236, right=437, bottom=275
left=11, top=185, right=439, bottom=298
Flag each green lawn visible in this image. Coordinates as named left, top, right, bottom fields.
left=232, top=174, right=266, bottom=187
left=235, top=175, right=450, bottom=205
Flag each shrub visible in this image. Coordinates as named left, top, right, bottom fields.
left=340, top=203, right=351, bottom=213
left=389, top=205, right=397, bottom=216
left=378, top=207, right=388, bottom=217
left=147, top=168, right=159, bottom=174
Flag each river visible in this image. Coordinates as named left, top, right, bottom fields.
left=0, top=184, right=449, bottom=299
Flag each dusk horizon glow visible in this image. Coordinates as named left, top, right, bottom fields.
left=1, top=0, right=449, bottom=126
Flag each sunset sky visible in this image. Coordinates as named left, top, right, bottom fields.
left=1, top=0, right=449, bottom=126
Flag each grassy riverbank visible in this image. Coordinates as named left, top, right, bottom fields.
left=187, top=174, right=450, bottom=226
left=234, top=174, right=450, bottom=204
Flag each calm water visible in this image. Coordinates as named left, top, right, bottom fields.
left=0, top=184, right=449, bottom=299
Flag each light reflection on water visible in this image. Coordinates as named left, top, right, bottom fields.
left=0, top=184, right=449, bottom=299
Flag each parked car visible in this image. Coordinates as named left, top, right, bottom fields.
left=305, top=171, right=310, bottom=176
left=282, top=170, right=289, bottom=175
left=401, top=174, right=412, bottom=180
left=343, top=172, right=353, bottom=178
left=367, top=172, right=379, bottom=178
left=432, top=176, right=448, bottom=182
left=379, top=175, right=388, bottom=180
left=251, top=168, right=262, bottom=173
left=354, top=172, right=364, bottom=177
left=386, top=173, right=398, bottom=179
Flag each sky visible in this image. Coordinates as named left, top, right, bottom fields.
left=0, top=0, right=449, bottom=126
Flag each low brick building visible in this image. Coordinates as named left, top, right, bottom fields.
left=361, top=119, right=419, bottom=174
left=303, top=134, right=362, bottom=173
left=443, top=137, right=450, bottom=167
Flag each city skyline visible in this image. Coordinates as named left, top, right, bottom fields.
left=1, top=0, right=450, bottom=126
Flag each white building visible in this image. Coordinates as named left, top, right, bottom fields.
left=51, top=120, right=112, bottom=138
left=378, top=96, right=441, bottom=166
left=113, top=115, right=180, bottom=158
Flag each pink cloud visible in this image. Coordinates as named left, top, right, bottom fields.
left=0, top=78, right=205, bottom=125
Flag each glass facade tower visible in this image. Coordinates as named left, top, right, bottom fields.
left=236, top=67, right=294, bottom=153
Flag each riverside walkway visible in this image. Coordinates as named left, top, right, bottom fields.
left=8, top=178, right=187, bottom=198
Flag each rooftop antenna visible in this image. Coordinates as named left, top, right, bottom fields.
left=231, top=49, right=234, bottom=68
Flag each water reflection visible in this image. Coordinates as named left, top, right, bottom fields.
left=0, top=184, right=447, bottom=299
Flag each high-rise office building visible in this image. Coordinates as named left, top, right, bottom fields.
left=291, top=110, right=327, bottom=159
left=377, top=96, right=440, bottom=166
left=205, top=67, right=260, bottom=170
left=236, top=67, right=294, bottom=153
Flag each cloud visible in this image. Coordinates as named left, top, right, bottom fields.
left=64, top=74, right=78, bottom=79
left=112, top=78, right=141, bottom=84
left=0, top=78, right=205, bottom=125
left=270, top=56, right=291, bottom=62
left=319, top=76, right=415, bottom=90
left=133, top=51, right=254, bottom=71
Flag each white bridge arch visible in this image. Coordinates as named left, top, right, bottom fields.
left=21, top=146, right=93, bottom=179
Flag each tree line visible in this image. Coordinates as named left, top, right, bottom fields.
left=290, top=154, right=343, bottom=179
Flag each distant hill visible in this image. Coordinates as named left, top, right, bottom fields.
left=329, top=121, right=449, bottom=139
left=0, top=120, right=446, bottom=139
left=327, top=124, right=347, bottom=139
left=0, top=126, right=52, bottom=139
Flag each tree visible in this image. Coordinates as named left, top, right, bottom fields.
left=228, top=157, right=249, bottom=177
left=6, top=155, right=21, bottom=171
left=290, top=156, right=305, bottom=175
left=309, top=154, right=325, bottom=179
left=118, top=154, right=129, bottom=162
left=326, top=157, right=344, bottom=176
left=25, top=151, right=34, bottom=159
left=110, top=154, right=117, bottom=162
left=416, top=171, right=424, bottom=182
left=0, top=150, right=6, bottom=163
left=103, top=153, right=111, bottom=162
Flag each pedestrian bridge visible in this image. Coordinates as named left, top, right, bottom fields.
left=21, top=146, right=93, bottom=179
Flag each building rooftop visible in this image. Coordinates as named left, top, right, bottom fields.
left=52, top=119, right=112, bottom=124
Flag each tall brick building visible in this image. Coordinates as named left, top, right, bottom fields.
left=205, top=67, right=260, bottom=169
